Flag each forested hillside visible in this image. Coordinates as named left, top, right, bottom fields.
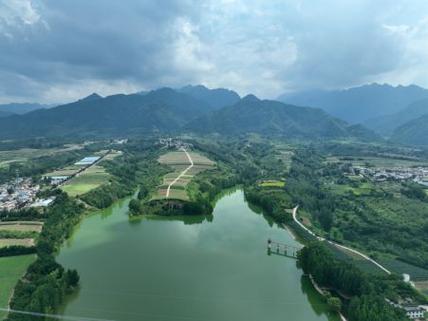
left=187, top=95, right=378, bottom=140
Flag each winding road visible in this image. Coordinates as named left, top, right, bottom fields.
left=292, top=206, right=391, bottom=274
left=165, top=148, right=194, bottom=198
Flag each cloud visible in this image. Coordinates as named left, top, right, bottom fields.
left=0, top=0, right=428, bottom=103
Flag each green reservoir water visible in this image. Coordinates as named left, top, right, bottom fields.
left=58, top=190, right=338, bottom=321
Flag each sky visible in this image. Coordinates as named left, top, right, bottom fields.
left=0, top=0, right=428, bottom=103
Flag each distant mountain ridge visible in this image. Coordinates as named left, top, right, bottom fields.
left=365, top=98, right=428, bottom=136
left=278, top=83, right=428, bottom=124
left=0, top=88, right=211, bottom=138
left=391, top=113, right=428, bottom=146
left=0, top=86, right=378, bottom=142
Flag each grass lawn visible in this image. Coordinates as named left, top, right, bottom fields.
left=0, top=255, right=36, bottom=319
left=61, top=165, right=110, bottom=197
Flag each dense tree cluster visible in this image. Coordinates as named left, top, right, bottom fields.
left=298, top=243, right=424, bottom=321
left=286, top=149, right=336, bottom=231
left=244, top=187, right=292, bottom=223
left=7, top=193, right=84, bottom=321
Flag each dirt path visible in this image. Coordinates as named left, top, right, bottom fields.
left=166, top=148, right=193, bottom=198
left=292, top=206, right=391, bottom=274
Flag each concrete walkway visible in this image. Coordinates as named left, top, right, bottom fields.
left=292, top=206, right=391, bottom=274
left=166, top=148, right=193, bottom=198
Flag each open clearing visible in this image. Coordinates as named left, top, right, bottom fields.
left=100, top=149, right=122, bottom=161
left=414, top=281, right=428, bottom=296
left=0, top=222, right=43, bottom=233
left=61, top=165, right=110, bottom=197
left=0, top=254, right=36, bottom=319
left=155, top=150, right=215, bottom=201
left=0, top=144, right=85, bottom=169
left=44, top=165, right=83, bottom=177
left=0, top=238, right=34, bottom=248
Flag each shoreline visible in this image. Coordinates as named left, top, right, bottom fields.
left=308, top=274, right=348, bottom=321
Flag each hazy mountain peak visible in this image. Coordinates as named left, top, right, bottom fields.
left=278, top=83, right=428, bottom=124
left=80, top=93, right=103, bottom=102
left=241, top=94, right=260, bottom=103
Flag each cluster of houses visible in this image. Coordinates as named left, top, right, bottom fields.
left=386, top=298, right=426, bottom=320
left=352, top=166, right=428, bottom=185
left=158, top=137, right=193, bottom=150
left=0, top=178, right=40, bottom=211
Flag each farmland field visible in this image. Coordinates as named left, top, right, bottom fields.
left=155, top=150, right=215, bottom=201
left=0, top=254, right=36, bottom=319
left=327, top=155, right=428, bottom=168
left=100, top=150, right=122, bottom=161
left=0, top=238, right=34, bottom=248
left=44, top=165, right=83, bottom=177
left=0, top=222, right=43, bottom=233
left=0, top=144, right=84, bottom=169
left=61, top=165, right=110, bottom=197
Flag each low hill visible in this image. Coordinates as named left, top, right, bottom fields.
left=186, top=95, right=378, bottom=140
left=0, top=88, right=210, bottom=138
left=391, top=114, right=428, bottom=147
left=0, top=103, right=47, bottom=115
left=0, top=110, right=14, bottom=118
left=278, top=83, right=428, bottom=124
left=178, top=85, right=240, bottom=110
left=365, top=98, right=428, bottom=136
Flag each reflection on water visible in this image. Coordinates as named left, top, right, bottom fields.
left=57, top=190, right=337, bottom=321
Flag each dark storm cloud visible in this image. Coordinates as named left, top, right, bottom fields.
left=0, top=0, right=199, bottom=102
left=0, top=0, right=428, bottom=102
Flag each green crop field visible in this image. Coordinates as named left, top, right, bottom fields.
left=0, top=255, right=36, bottom=320
left=259, top=180, right=285, bottom=188
left=61, top=165, right=110, bottom=197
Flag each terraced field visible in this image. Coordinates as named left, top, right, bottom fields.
left=154, top=150, right=215, bottom=200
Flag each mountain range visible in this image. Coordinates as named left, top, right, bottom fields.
left=0, top=86, right=373, bottom=141
left=278, top=83, right=428, bottom=124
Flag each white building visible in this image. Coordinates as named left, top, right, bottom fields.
left=404, top=306, right=425, bottom=320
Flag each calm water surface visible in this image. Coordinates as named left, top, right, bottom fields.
left=58, top=190, right=338, bottom=321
